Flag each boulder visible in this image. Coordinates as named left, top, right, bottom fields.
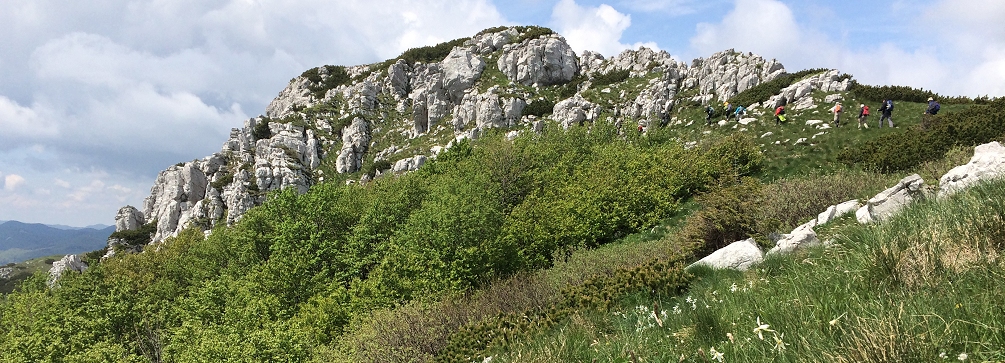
left=857, top=174, right=925, bottom=224
left=767, top=228, right=820, bottom=256
left=939, top=142, right=1005, bottom=197
left=48, top=255, right=87, bottom=287
left=391, top=155, right=427, bottom=173
left=689, top=238, right=764, bottom=271
left=816, top=199, right=861, bottom=226
left=497, top=34, right=579, bottom=86
left=441, top=47, right=485, bottom=103
left=553, top=95, right=599, bottom=128
left=114, top=206, right=145, bottom=232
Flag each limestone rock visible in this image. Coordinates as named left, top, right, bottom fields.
left=336, top=117, right=371, bottom=174
left=392, top=155, right=427, bottom=173
left=48, top=255, right=87, bottom=287
left=765, top=69, right=851, bottom=110
left=466, top=27, right=518, bottom=54
left=497, top=34, right=578, bottom=86
left=265, top=76, right=314, bottom=119
left=767, top=228, right=820, bottom=256
left=684, top=49, right=785, bottom=102
left=254, top=122, right=313, bottom=193
left=857, top=174, right=925, bottom=224
left=143, top=162, right=208, bottom=242
left=939, top=142, right=1005, bottom=197
left=689, top=238, right=764, bottom=271
left=441, top=47, right=485, bottom=103
left=114, top=206, right=145, bottom=232
left=816, top=199, right=861, bottom=226
left=552, top=95, right=599, bottom=128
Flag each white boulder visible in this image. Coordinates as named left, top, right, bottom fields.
left=689, top=238, right=764, bottom=271
left=857, top=174, right=925, bottom=224
left=939, top=142, right=1005, bottom=197
left=48, top=255, right=87, bottom=287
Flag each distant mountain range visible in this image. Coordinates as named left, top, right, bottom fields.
left=0, top=221, right=113, bottom=265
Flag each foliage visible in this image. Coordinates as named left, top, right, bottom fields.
left=848, top=80, right=975, bottom=105
left=727, top=68, right=828, bottom=108
left=521, top=98, right=555, bottom=117
left=107, top=221, right=157, bottom=247
left=252, top=118, right=272, bottom=140
left=513, top=26, right=555, bottom=44
left=399, top=37, right=470, bottom=65
left=301, top=65, right=351, bottom=100
left=589, top=69, right=630, bottom=88
left=837, top=98, right=1005, bottom=172
left=210, top=172, right=234, bottom=190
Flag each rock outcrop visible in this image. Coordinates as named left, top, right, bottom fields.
left=114, top=206, right=145, bottom=232
left=115, top=26, right=802, bottom=247
left=856, top=174, right=925, bottom=224
left=764, top=69, right=851, bottom=110
left=48, top=255, right=87, bottom=287
left=939, top=141, right=1005, bottom=197
left=689, top=238, right=764, bottom=271
left=497, top=34, right=579, bottom=86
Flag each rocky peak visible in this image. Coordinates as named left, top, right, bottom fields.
left=114, top=205, right=145, bottom=232
left=114, top=26, right=797, bottom=248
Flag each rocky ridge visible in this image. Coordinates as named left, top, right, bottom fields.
left=112, top=26, right=796, bottom=247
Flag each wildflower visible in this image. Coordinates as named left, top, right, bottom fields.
left=940, top=352, right=948, bottom=359
left=730, top=283, right=738, bottom=293
left=772, top=333, right=788, bottom=352
left=753, top=317, right=775, bottom=340
left=829, top=312, right=847, bottom=326
left=958, top=353, right=968, bottom=361
left=686, top=296, right=695, bottom=304
left=726, top=332, right=735, bottom=343
left=709, top=346, right=724, bottom=362
left=672, top=304, right=682, bottom=315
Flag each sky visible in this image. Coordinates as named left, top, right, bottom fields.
left=2, top=0, right=1004, bottom=227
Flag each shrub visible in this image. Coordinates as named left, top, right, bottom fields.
left=837, top=98, right=1005, bottom=172
left=210, top=172, right=234, bottom=190
left=399, top=37, right=470, bottom=65
left=513, top=26, right=554, bottom=44
left=362, top=159, right=392, bottom=178
left=107, top=221, right=157, bottom=247
left=677, top=177, right=763, bottom=254
left=252, top=118, right=272, bottom=140
left=589, top=69, right=630, bottom=88
left=727, top=68, right=828, bottom=107
left=521, top=98, right=555, bottom=117
left=301, top=65, right=351, bottom=100
left=848, top=81, right=973, bottom=104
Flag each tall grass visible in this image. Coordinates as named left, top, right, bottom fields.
left=485, top=178, right=1005, bottom=362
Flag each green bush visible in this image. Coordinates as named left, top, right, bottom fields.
left=301, top=65, right=351, bottom=100
left=399, top=37, right=470, bottom=65
left=252, top=118, right=272, bottom=140
left=589, top=69, right=630, bottom=88
left=210, top=172, right=234, bottom=190
left=521, top=98, right=555, bottom=117
left=727, top=68, right=828, bottom=107
left=837, top=98, right=1005, bottom=172
left=513, top=26, right=555, bottom=44
left=848, top=81, right=973, bottom=104
left=107, top=221, right=156, bottom=247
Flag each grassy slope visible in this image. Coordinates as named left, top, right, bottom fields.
left=0, top=255, right=60, bottom=294
left=487, top=178, right=1005, bottom=362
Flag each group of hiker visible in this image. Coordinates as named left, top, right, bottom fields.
left=707, top=97, right=942, bottom=129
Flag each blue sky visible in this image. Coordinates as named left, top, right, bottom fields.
left=1, top=0, right=1004, bottom=226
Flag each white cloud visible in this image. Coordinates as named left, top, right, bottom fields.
left=618, top=0, right=700, bottom=15
left=4, top=174, right=26, bottom=191
left=550, top=0, right=659, bottom=56
left=689, top=0, right=1005, bottom=98
left=0, top=96, right=58, bottom=140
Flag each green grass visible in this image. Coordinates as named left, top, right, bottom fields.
left=483, top=178, right=1005, bottom=362
left=0, top=255, right=63, bottom=294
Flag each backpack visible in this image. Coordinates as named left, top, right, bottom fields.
left=886, top=100, right=894, bottom=111
left=862, top=105, right=870, bottom=115
left=931, top=102, right=941, bottom=115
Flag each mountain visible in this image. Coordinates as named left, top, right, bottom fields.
left=109, top=25, right=793, bottom=244
left=0, top=221, right=113, bottom=264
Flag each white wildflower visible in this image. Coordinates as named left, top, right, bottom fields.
left=709, top=346, right=724, bottom=362
left=958, top=353, right=968, bottom=361
left=730, top=283, right=738, bottom=293
left=772, top=333, right=788, bottom=352
left=753, top=317, right=775, bottom=340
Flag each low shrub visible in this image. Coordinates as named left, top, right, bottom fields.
left=849, top=81, right=973, bottom=105
left=521, top=98, right=555, bottom=117
left=837, top=98, right=1005, bottom=172
left=589, top=69, right=630, bottom=88
left=301, top=65, right=351, bottom=100
left=107, top=221, right=156, bottom=247
left=252, top=118, right=272, bottom=140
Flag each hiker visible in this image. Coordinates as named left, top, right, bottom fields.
left=830, top=102, right=843, bottom=127
left=723, top=101, right=733, bottom=115
left=858, top=104, right=870, bottom=129
left=705, top=105, right=716, bottom=126
left=924, top=97, right=941, bottom=115
left=877, top=99, right=894, bottom=128
left=774, top=105, right=786, bottom=125
left=734, top=105, right=746, bottom=121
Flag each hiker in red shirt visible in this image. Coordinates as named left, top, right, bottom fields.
left=858, top=104, right=870, bottom=129
left=774, top=105, right=786, bottom=125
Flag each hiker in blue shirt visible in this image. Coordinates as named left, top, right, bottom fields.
left=878, top=99, right=894, bottom=128
left=924, top=97, right=941, bottom=115
left=734, top=105, right=746, bottom=121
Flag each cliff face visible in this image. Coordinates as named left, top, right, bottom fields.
left=116, top=26, right=792, bottom=244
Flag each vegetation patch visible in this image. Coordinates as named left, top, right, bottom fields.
left=727, top=68, right=829, bottom=107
